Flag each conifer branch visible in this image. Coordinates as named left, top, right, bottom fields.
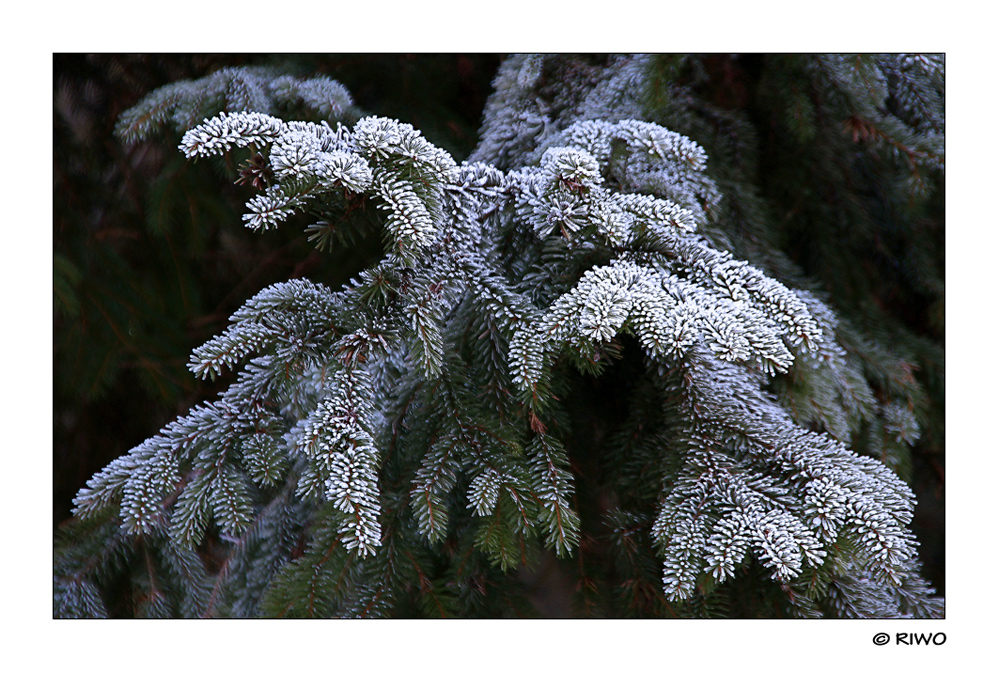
left=59, top=54, right=944, bottom=618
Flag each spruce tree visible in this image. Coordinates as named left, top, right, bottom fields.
left=54, top=54, right=944, bottom=618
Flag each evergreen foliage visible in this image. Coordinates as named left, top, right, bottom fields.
left=54, top=54, right=944, bottom=618
left=53, top=55, right=498, bottom=526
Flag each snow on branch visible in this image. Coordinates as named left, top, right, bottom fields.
left=66, top=55, right=943, bottom=617
left=295, top=368, right=382, bottom=555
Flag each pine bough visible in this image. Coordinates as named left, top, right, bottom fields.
left=58, top=56, right=943, bottom=618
